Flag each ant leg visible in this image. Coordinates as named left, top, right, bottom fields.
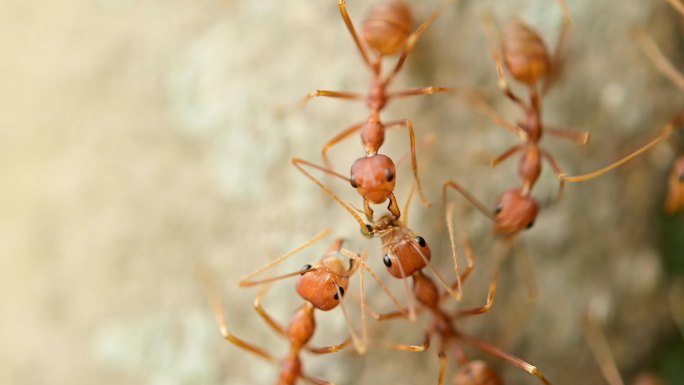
left=461, top=89, right=526, bottom=138
left=301, top=375, right=336, bottom=385
left=338, top=0, right=373, bottom=69
left=460, top=334, right=553, bottom=385
left=541, top=150, right=566, bottom=200
left=253, top=284, right=286, bottom=336
left=480, top=12, right=528, bottom=109
left=300, top=90, right=364, bottom=109
left=306, top=338, right=353, bottom=354
left=546, top=127, right=590, bottom=145
left=560, top=117, right=680, bottom=183
left=633, top=26, right=684, bottom=92
left=443, top=180, right=496, bottom=222
left=437, top=351, right=447, bottom=385
left=457, top=239, right=512, bottom=316
left=239, top=228, right=332, bottom=286
left=381, top=333, right=431, bottom=353
left=384, top=9, right=441, bottom=87
left=322, top=122, right=365, bottom=169
left=581, top=312, right=625, bottom=385
left=385, top=119, right=431, bottom=208
left=292, top=158, right=373, bottom=238
left=668, top=0, right=684, bottom=18
left=445, top=203, right=464, bottom=300
left=491, top=144, right=523, bottom=168
left=198, top=267, right=278, bottom=364
left=388, top=86, right=455, bottom=100
left=542, top=0, right=572, bottom=94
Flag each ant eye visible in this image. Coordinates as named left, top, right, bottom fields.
left=333, top=287, right=345, bottom=300
left=300, top=264, right=312, bottom=275
left=385, top=168, right=395, bottom=182
left=350, top=175, right=358, bottom=188
left=383, top=255, right=392, bottom=267
left=526, top=221, right=535, bottom=229
left=494, top=205, right=503, bottom=215
left=415, top=236, right=426, bottom=248
left=364, top=224, right=373, bottom=235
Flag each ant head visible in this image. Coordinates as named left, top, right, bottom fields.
left=453, top=360, right=502, bottom=385
left=350, top=154, right=396, bottom=204
left=381, top=228, right=431, bottom=279
left=362, top=1, right=412, bottom=56
left=295, top=256, right=351, bottom=311
left=666, top=157, right=684, bottom=214
left=502, top=20, right=551, bottom=86
left=493, top=189, right=539, bottom=236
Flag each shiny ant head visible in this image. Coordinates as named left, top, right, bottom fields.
left=296, top=256, right=352, bottom=311
left=380, top=227, right=431, bottom=279
left=493, top=189, right=540, bottom=236
left=362, top=0, right=412, bottom=56
left=502, top=20, right=551, bottom=86
left=350, top=154, right=396, bottom=204
left=666, top=157, right=684, bottom=214
left=453, top=360, right=503, bottom=385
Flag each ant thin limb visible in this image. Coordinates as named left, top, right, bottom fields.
left=388, top=86, right=455, bottom=99
left=306, top=338, right=353, bottom=354
left=300, top=90, right=364, bottom=109
left=338, top=0, right=373, bottom=69
left=384, top=9, right=441, bottom=87
left=437, top=351, right=447, bottom=385
left=385, top=119, right=432, bottom=208
left=322, top=122, right=365, bottom=168
left=491, top=144, right=523, bottom=168
left=380, top=333, right=431, bottom=353
left=460, top=333, right=553, bottom=385
left=668, top=0, right=684, bottom=17
left=239, top=228, right=331, bottom=286
left=560, top=119, right=679, bottom=183
left=541, top=150, right=566, bottom=200
left=301, top=374, right=337, bottom=385
left=461, top=88, right=527, bottom=138
left=253, top=284, right=287, bottom=337
left=443, top=180, right=497, bottom=222
left=335, top=279, right=368, bottom=354
left=445, top=203, right=464, bottom=300
left=546, top=127, right=591, bottom=145
left=633, top=26, right=684, bottom=92
left=581, top=313, right=625, bottom=385
left=542, top=0, right=573, bottom=94
left=292, top=158, right=373, bottom=237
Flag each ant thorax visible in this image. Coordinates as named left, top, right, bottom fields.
left=286, top=303, right=316, bottom=348
left=295, top=257, right=349, bottom=312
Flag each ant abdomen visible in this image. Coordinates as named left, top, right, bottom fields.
left=454, top=360, right=503, bottom=385
left=350, top=154, right=397, bottom=204
left=493, top=189, right=540, bottom=235
left=502, top=21, right=551, bottom=85
left=362, top=0, right=413, bottom=56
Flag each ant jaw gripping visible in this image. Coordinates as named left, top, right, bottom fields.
left=350, top=154, right=397, bottom=204
left=454, top=360, right=503, bottom=385
left=493, top=189, right=540, bottom=236
left=362, top=0, right=413, bottom=56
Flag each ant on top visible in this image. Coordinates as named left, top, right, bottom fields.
left=202, top=229, right=366, bottom=385
left=444, top=0, right=588, bottom=239
left=559, top=0, right=684, bottom=215
left=298, top=0, right=451, bottom=222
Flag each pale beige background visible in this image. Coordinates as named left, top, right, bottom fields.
left=0, top=0, right=681, bottom=385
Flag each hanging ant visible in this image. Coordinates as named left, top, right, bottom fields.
left=443, top=0, right=586, bottom=240
left=201, top=229, right=367, bottom=385
left=341, top=198, right=552, bottom=385
left=559, top=3, right=684, bottom=214
left=298, top=0, right=453, bottom=221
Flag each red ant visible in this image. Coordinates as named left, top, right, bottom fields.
left=298, top=0, right=452, bottom=222
left=201, top=229, right=367, bottom=385
left=443, top=0, right=587, bottom=239
left=559, top=3, right=684, bottom=214
left=339, top=188, right=552, bottom=385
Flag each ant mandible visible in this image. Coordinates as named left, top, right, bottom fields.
left=298, top=0, right=452, bottom=221
left=201, top=229, right=366, bottom=385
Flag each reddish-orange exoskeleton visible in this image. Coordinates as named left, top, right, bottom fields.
left=444, top=0, right=586, bottom=240
left=297, top=0, right=452, bottom=223
left=558, top=1, right=684, bottom=215
left=203, top=230, right=367, bottom=385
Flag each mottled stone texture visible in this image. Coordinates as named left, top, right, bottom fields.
left=1, top=1, right=682, bottom=385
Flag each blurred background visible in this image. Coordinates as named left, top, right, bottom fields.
left=1, top=0, right=683, bottom=384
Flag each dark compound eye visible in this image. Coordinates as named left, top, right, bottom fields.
left=383, top=255, right=392, bottom=267
left=526, top=221, right=535, bottom=229
left=415, top=236, right=426, bottom=248
left=300, top=264, right=312, bottom=275
left=364, top=224, right=374, bottom=235
left=385, top=168, right=395, bottom=182
left=350, top=175, right=358, bottom=188
left=494, top=205, right=503, bottom=215
left=333, top=286, right=345, bottom=300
